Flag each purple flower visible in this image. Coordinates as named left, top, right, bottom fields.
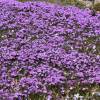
left=0, top=0, right=100, bottom=99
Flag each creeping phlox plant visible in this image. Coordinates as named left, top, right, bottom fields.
left=0, top=0, right=100, bottom=99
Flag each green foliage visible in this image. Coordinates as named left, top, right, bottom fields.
left=49, top=0, right=86, bottom=8
left=94, top=3, right=100, bottom=11
left=18, top=0, right=32, bottom=2
left=74, top=0, right=85, bottom=8
left=49, top=0, right=56, bottom=3
left=61, top=0, right=76, bottom=5
left=29, top=93, right=46, bottom=100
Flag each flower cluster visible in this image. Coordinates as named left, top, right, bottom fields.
left=0, top=0, right=100, bottom=99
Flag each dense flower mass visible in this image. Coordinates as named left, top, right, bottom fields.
left=0, top=0, right=100, bottom=99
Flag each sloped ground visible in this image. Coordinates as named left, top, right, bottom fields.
left=0, top=0, right=100, bottom=99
